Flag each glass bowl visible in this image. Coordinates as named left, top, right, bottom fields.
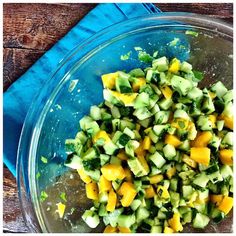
left=17, top=13, right=233, bottom=233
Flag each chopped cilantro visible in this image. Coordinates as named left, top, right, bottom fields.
left=36, top=172, right=41, bottom=179
left=120, top=51, right=131, bottom=61
left=40, top=191, right=48, bottom=202
left=60, top=192, right=67, bottom=202
left=185, top=30, right=199, bottom=37
left=41, top=156, right=48, bottom=164
left=193, top=70, right=204, bottom=81
left=138, top=51, right=153, bottom=63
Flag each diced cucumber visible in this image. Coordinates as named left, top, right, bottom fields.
left=90, top=106, right=102, bottom=120
left=103, top=141, right=118, bottom=155
left=127, top=157, right=149, bottom=177
left=153, top=124, right=168, bottom=136
left=117, top=214, right=136, bottom=228
left=151, top=226, right=162, bottom=233
left=116, top=74, right=132, bottom=93
left=123, top=127, right=135, bottom=139
left=182, top=185, right=193, bottom=200
left=163, top=144, right=176, bottom=160
left=171, top=75, right=193, bottom=96
left=170, top=191, right=180, bottom=208
left=134, top=92, right=149, bottom=109
left=192, top=213, right=210, bottom=229
left=174, top=109, right=190, bottom=120
left=100, top=154, right=110, bottom=166
left=210, top=81, right=228, bottom=98
left=158, top=99, right=173, bottom=111
left=193, top=172, right=209, bottom=188
left=131, top=199, right=142, bottom=211
left=98, top=204, right=108, bottom=217
left=103, top=208, right=124, bottom=227
left=220, top=165, right=233, bottom=178
left=82, top=210, right=100, bottom=228
left=180, top=61, right=192, bottom=73
left=223, top=89, right=233, bottom=103
left=149, top=151, right=166, bottom=168
left=187, top=87, right=203, bottom=100
left=136, top=207, right=150, bottom=223
left=197, top=116, right=213, bottom=130
left=134, top=107, right=153, bottom=120
left=65, top=154, right=82, bottom=170
left=216, top=120, right=224, bottom=131
left=152, top=56, right=169, bottom=72
left=155, top=111, right=170, bottom=124
left=221, top=132, right=233, bottom=147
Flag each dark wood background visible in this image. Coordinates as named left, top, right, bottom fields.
left=3, top=3, right=233, bottom=233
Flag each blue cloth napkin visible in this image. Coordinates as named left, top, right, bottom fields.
left=3, top=3, right=161, bottom=177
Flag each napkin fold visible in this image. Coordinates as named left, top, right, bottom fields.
left=3, top=3, right=161, bottom=176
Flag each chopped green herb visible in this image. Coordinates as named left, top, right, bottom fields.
left=193, top=70, right=204, bottom=81
left=185, top=30, right=199, bottom=37
left=120, top=51, right=131, bottom=61
left=36, top=172, right=41, bottom=179
left=41, top=156, right=48, bottom=164
left=60, top=192, right=67, bottom=202
left=40, top=191, right=48, bottom=202
left=168, top=37, right=180, bottom=47
left=138, top=51, right=153, bottom=63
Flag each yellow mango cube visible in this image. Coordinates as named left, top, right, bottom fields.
left=101, top=72, right=118, bottom=89
left=132, top=78, right=146, bottom=92
left=77, top=168, right=92, bottom=184
left=86, top=182, right=98, bottom=200
left=168, top=212, right=183, bottom=232
left=106, top=189, right=117, bottom=212
left=161, top=86, right=173, bottom=99
left=219, top=149, right=233, bottom=166
left=145, top=185, right=156, bottom=198
left=166, top=166, right=176, bottom=179
left=191, top=131, right=212, bottom=147
left=93, top=130, right=111, bottom=144
left=219, top=115, right=233, bottom=130
left=210, top=194, right=224, bottom=206
left=56, top=202, right=66, bottom=218
left=104, top=225, right=117, bottom=233
left=118, top=182, right=137, bottom=207
left=137, top=155, right=150, bottom=173
left=99, top=175, right=112, bottom=192
left=165, top=134, right=182, bottom=147
left=124, top=168, right=133, bottom=181
left=110, top=91, right=138, bottom=106
left=149, top=174, right=164, bottom=184
left=164, top=226, right=174, bottom=233
left=143, top=136, right=151, bottom=150
left=101, top=164, right=126, bottom=181
left=168, top=58, right=180, bottom=74
left=190, top=147, right=210, bottom=166
left=118, top=227, right=131, bottom=233
left=218, top=196, right=233, bottom=215
left=117, top=150, right=128, bottom=161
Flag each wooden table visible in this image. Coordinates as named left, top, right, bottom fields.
left=3, top=3, right=233, bottom=233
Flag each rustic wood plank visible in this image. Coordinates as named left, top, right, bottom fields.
left=3, top=167, right=30, bottom=233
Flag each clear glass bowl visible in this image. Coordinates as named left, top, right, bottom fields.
left=17, top=13, right=233, bottom=233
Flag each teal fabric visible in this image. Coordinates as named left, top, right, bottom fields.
left=3, top=3, right=161, bottom=176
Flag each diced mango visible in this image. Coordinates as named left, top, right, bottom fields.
left=168, top=58, right=181, bottom=74
left=77, top=168, right=92, bottom=184
left=156, top=185, right=170, bottom=199
left=210, top=194, right=224, bottom=206
left=56, top=202, right=66, bottom=218
left=190, top=147, right=210, bottom=166
left=124, top=168, right=133, bottom=181
left=86, top=182, right=98, bottom=200
left=101, top=164, right=126, bottom=181
left=106, top=189, right=117, bottom=212
left=135, top=141, right=146, bottom=157
left=149, top=174, right=164, bottom=184
left=165, top=134, right=182, bottom=147
left=191, top=131, right=212, bottom=147
left=132, top=78, right=146, bottom=92
left=161, top=86, right=173, bottom=99
left=182, top=154, right=197, bottom=168
left=104, top=225, right=118, bottom=233
left=168, top=212, right=183, bottom=232
left=218, top=196, right=233, bottom=215
left=117, top=150, right=128, bottom=161
left=118, top=182, right=137, bottom=207
left=219, top=149, right=233, bottom=166
left=209, top=115, right=217, bottom=128
left=164, top=226, right=174, bottom=233
left=110, top=90, right=138, bottom=106
left=143, top=136, right=151, bottom=150
left=145, top=185, right=156, bottom=198
left=101, top=72, right=118, bottom=89
left=166, top=166, right=176, bottom=179
left=219, top=115, right=233, bottom=130
left=137, top=155, right=150, bottom=174
left=99, top=175, right=112, bottom=192
left=209, top=91, right=217, bottom=100
left=118, top=227, right=131, bottom=233
left=93, top=130, right=111, bottom=144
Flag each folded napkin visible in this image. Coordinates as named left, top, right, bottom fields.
left=3, top=3, right=161, bottom=177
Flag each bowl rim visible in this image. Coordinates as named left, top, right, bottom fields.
left=16, top=12, right=233, bottom=233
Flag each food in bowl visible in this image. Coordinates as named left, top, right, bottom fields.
left=61, top=51, right=233, bottom=233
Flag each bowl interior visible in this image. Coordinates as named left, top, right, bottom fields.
left=19, top=14, right=233, bottom=233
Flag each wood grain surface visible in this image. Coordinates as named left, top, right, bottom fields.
left=3, top=3, right=233, bottom=233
